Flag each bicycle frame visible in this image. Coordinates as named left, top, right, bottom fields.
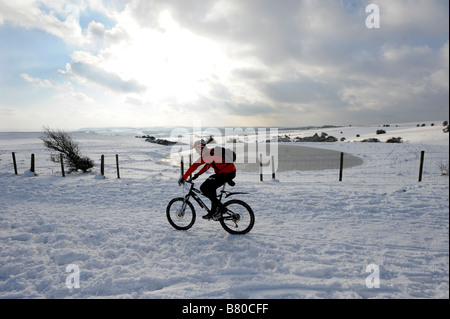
left=183, top=182, right=212, bottom=213
left=182, top=181, right=247, bottom=213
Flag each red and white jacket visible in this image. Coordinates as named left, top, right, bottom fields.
left=182, top=147, right=236, bottom=180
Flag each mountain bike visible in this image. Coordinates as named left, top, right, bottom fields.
left=166, top=179, right=255, bottom=235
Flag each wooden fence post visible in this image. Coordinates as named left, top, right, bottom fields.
left=339, top=152, right=344, bottom=182
left=418, top=150, right=425, bottom=182
left=259, top=154, right=263, bottom=182
left=271, top=155, right=276, bottom=180
left=181, top=156, right=184, bottom=176
left=12, top=152, right=18, bottom=175
left=116, top=154, right=120, bottom=179
left=101, top=155, right=105, bottom=176
left=189, top=154, right=192, bottom=178
left=60, top=153, right=65, bottom=177
left=30, top=153, right=35, bottom=173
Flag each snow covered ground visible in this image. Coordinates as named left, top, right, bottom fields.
left=0, top=121, right=448, bottom=299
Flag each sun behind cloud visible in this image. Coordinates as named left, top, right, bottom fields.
left=0, top=0, right=448, bottom=130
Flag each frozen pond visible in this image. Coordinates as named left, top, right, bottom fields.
left=170, top=143, right=363, bottom=173
left=234, top=143, right=363, bottom=172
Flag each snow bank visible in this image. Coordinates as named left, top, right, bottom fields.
left=0, top=122, right=448, bottom=299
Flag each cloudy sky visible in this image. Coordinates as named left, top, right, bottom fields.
left=0, top=0, right=448, bottom=131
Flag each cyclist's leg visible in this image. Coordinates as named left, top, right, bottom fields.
left=200, top=174, right=225, bottom=215
left=201, top=172, right=236, bottom=218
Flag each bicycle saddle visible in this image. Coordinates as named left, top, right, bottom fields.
left=227, top=180, right=235, bottom=187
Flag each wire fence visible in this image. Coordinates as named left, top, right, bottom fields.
left=258, top=151, right=449, bottom=184
left=1, top=149, right=448, bottom=185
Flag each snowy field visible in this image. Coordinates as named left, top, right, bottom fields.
left=0, top=121, right=448, bottom=299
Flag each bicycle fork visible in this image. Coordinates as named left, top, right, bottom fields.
left=178, top=194, right=190, bottom=217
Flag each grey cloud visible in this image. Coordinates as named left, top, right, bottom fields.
left=70, top=62, right=145, bottom=93
left=231, top=67, right=268, bottom=80
left=125, top=0, right=304, bottom=62
left=124, top=1, right=172, bottom=30
left=176, top=90, right=275, bottom=118
left=125, top=0, right=448, bottom=70
left=227, top=102, right=276, bottom=117
left=85, top=21, right=130, bottom=49
left=264, top=79, right=342, bottom=104
left=49, top=0, right=448, bottom=126
left=125, top=0, right=449, bottom=124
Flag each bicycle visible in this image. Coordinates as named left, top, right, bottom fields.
left=166, top=178, right=255, bottom=235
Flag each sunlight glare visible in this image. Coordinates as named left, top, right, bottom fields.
left=104, top=10, right=227, bottom=104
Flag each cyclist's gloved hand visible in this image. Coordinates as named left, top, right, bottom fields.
left=192, top=173, right=200, bottom=180
left=178, top=176, right=185, bottom=186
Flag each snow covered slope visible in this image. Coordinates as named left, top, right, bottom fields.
left=0, top=122, right=448, bottom=299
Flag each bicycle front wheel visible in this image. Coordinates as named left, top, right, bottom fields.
left=220, top=199, right=255, bottom=235
left=166, top=197, right=196, bottom=230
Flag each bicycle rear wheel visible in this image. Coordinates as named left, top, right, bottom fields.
left=220, top=199, right=255, bottom=235
left=166, top=198, right=196, bottom=230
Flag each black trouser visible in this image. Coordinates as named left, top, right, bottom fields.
left=200, top=171, right=236, bottom=211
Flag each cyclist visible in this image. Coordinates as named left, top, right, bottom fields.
left=178, top=139, right=236, bottom=220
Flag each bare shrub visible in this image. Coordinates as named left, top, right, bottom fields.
left=40, top=126, right=94, bottom=173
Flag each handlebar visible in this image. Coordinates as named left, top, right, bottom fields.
left=179, top=176, right=196, bottom=188
left=185, top=173, right=199, bottom=184
left=181, top=177, right=201, bottom=194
